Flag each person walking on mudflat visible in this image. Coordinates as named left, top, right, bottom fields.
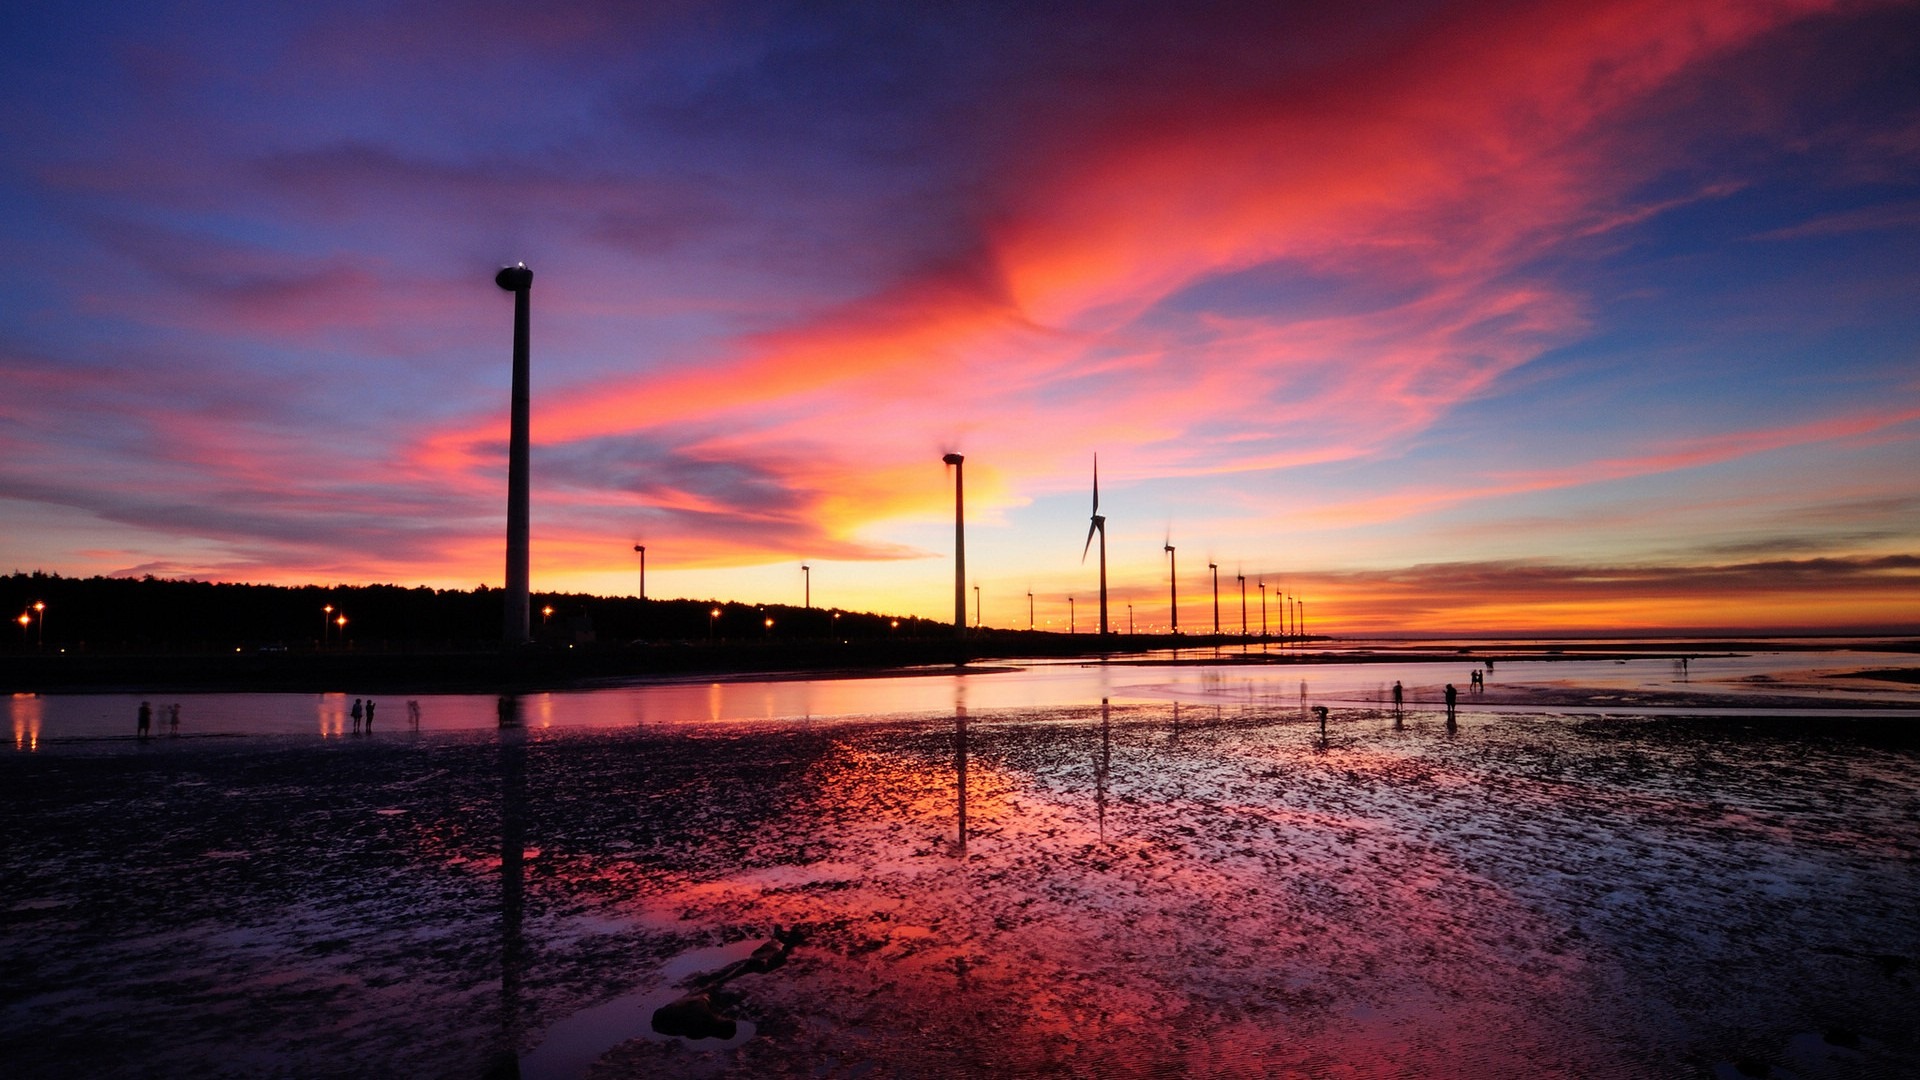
left=351, top=698, right=364, bottom=732
left=137, top=701, right=151, bottom=737
left=364, top=700, right=375, bottom=731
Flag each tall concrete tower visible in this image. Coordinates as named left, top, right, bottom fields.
left=943, top=453, right=965, bottom=638
left=496, top=263, right=533, bottom=645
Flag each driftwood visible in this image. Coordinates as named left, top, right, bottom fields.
left=651, top=926, right=805, bottom=1040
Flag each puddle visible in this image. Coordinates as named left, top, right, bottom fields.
left=519, top=940, right=762, bottom=1079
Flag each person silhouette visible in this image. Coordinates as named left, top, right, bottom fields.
left=168, top=703, right=181, bottom=733
left=137, top=701, right=152, bottom=737
left=407, top=700, right=421, bottom=726
left=364, top=699, right=376, bottom=731
left=351, top=698, right=364, bottom=732
left=1392, top=680, right=1403, bottom=710
left=1444, top=682, right=1457, bottom=716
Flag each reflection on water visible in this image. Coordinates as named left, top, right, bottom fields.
left=4, top=690, right=1919, bottom=1077
left=953, top=684, right=967, bottom=857
left=494, top=696, right=527, bottom=1079
left=12, top=692, right=42, bottom=750
left=4, top=644, right=1918, bottom=745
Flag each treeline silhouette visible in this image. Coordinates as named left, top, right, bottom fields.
left=1, top=571, right=944, bottom=653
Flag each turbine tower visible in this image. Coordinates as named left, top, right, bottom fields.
left=496, top=263, right=533, bottom=645
left=1208, top=562, right=1219, bottom=636
left=1081, top=454, right=1109, bottom=636
left=943, top=453, right=966, bottom=639
left=1164, top=538, right=1178, bottom=634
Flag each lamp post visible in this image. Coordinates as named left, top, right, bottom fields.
left=764, top=616, right=774, bottom=639
left=1298, top=599, right=1305, bottom=640
left=973, top=585, right=981, bottom=632
left=541, top=605, right=554, bottom=627
left=709, top=607, right=721, bottom=641
left=323, top=604, right=334, bottom=647
left=633, top=544, right=646, bottom=600
left=336, top=614, right=348, bottom=646
left=1069, top=596, right=1076, bottom=635
left=1208, top=563, right=1219, bottom=636
left=16, top=613, right=29, bottom=643
left=31, top=601, right=45, bottom=648
left=1237, top=574, right=1247, bottom=638
left=1127, top=603, right=1134, bottom=635
left=802, top=564, right=811, bottom=609
left=1027, top=590, right=1034, bottom=632
left=1258, top=581, right=1267, bottom=640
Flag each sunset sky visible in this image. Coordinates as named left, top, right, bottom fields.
left=3, top=0, right=1917, bottom=634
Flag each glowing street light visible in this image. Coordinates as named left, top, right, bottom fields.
left=32, top=601, right=45, bottom=648
left=323, top=604, right=334, bottom=646
left=16, top=613, right=29, bottom=642
left=763, top=616, right=774, bottom=638
left=335, top=614, right=348, bottom=644
left=709, top=606, right=722, bottom=641
left=542, top=605, right=554, bottom=626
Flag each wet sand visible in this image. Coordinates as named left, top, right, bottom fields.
left=3, top=699, right=1917, bottom=1078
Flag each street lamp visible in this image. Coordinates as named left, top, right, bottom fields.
left=802, top=564, right=811, bottom=609
left=709, top=606, right=721, bottom=641
left=764, top=616, right=774, bottom=638
left=633, top=544, right=646, bottom=600
left=1236, top=574, right=1247, bottom=638
left=1127, top=603, right=1134, bottom=635
left=973, top=585, right=980, bottom=632
left=890, top=618, right=899, bottom=638
left=1069, top=596, right=1075, bottom=635
left=542, top=605, right=554, bottom=626
left=1258, top=581, right=1267, bottom=641
left=1026, top=590, right=1034, bottom=631
left=32, top=601, right=45, bottom=648
left=335, top=614, right=348, bottom=644
left=323, top=604, right=334, bottom=646
left=16, top=613, right=29, bottom=642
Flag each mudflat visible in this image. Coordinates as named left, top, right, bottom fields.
left=3, top=701, right=1917, bottom=1078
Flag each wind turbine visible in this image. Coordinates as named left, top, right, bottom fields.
left=1237, top=572, right=1247, bottom=638
left=1208, top=562, right=1220, bottom=636
left=1164, top=536, right=1178, bottom=634
left=943, top=453, right=965, bottom=639
left=1081, top=454, right=1109, bottom=636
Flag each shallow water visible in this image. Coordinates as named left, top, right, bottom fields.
left=8, top=643, right=1918, bottom=745
left=3, top=653, right=1918, bottom=1078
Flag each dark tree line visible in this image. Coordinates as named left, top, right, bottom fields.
left=1, top=571, right=943, bottom=653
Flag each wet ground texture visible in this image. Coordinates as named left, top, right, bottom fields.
left=3, top=705, right=1918, bottom=1078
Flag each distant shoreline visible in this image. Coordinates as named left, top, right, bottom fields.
left=3, top=635, right=1914, bottom=695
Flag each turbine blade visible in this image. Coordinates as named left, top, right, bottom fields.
left=1092, top=453, right=1100, bottom=514
left=1082, top=519, right=1098, bottom=562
